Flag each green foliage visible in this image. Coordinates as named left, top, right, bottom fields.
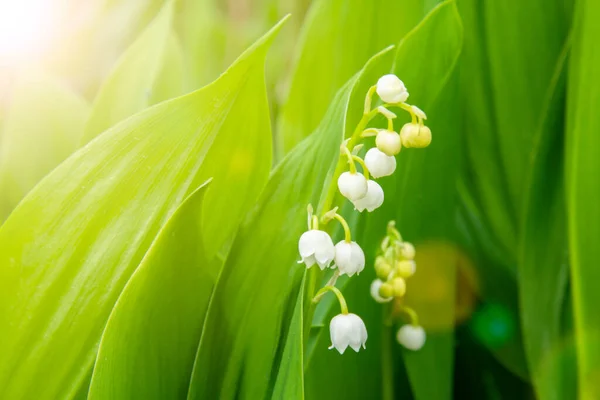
left=88, top=182, right=215, bottom=399
left=0, top=19, right=279, bottom=399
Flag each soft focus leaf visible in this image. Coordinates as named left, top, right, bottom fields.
left=276, top=0, right=426, bottom=155
left=519, top=42, right=576, bottom=400
left=88, top=181, right=216, bottom=399
left=566, top=0, right=600, bottom=397
left=81, top=1, right=174, bottom=144
left=0, top=20, right=282, bottom=399
left=149, top=32, right=186, bottom=104
left=0, top=72, right=89, bottom=222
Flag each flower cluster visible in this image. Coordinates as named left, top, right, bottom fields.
left=298, top=74, right=431, bottom=355
left=370, top=221, right=426, bottom=351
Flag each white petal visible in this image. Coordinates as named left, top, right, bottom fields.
left=338, top=172, right=368, bottom=201
left=375, top=130, right=402, bottom=156
left=353, top=180, right=384, bottom=213
left=313, top=231, right=335, bottom=268
left=397, top=325, right=426, bottom=351
left=376, top=74, right=409, bottom=104
left=364, top=148, right=396, bottom=178
left=334, top=241, right=365, bottom=277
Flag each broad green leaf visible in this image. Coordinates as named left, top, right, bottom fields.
left=519, top=42, right=576, bottom=400
left=483, top=0, right=569, bottom=215
left=276, top=0, right=427, bottom=156
left=566, top=0, right=600, bottom=397
left=88, top=181, right=216, bottom=399
left=271, top=274, right=306, bottom=400
left=0, top=72, right=89, bottom=222
left=81, top=1, right=174, bottom=144
left=0, top=20, right=283, bottom=399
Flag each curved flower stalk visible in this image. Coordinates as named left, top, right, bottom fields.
left=296, top=74, right=432, bottom=354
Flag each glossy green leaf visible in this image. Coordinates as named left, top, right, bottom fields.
left=567, top=0, right=600, bottom=397
left=276, top=0, right=426, bottom=156
left=88, top=181, right=216, bottom=399
left=271, top=274, right=306, bottom=400
left=81, top=1, right=174, bottom=144
left=519, top=42, right=576, bottom=400
left=0, top=72, right=89, bottom=222
left=0, top=20, right=283, bottom=399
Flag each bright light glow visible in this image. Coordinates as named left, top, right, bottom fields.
left=0, top=0, right=60, bottom=66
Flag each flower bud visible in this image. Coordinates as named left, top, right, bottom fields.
left=371, top=279, right=393, bottom=303
left=376, top=74, right=409, bottom=104
left=364, top=148, right=396, bottom=178
left=401, top=242, right=415, bottom=260
left=329, top=313, right=368, bottom=354
left=392, top=277, right=406, bottom=297
left=375, top=257, right=392, bottom=279
left=353, top=180, right=384, bottom=212
left=400, top=123, right=432, bottom=148
left=396, top=260, right=416, bottom=278
left=298, top=229, right=335, bottom=269
left=397, top=325, right=426, bottom=350
left=334, top=240, right=365, bottom=277
left=375, top=130, right=402, bottom=156
left=338, top=171, right=368, bottom=201
left=379, top=282, right=394, bottom=298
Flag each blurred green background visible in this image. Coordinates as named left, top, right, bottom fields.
left=1, top=0, right=597, bottom=399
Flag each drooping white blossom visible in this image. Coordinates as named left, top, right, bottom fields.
left=353, top=180, right=384, bottom=212
left=329, top=313, right=368, bottom=354
left=337, top=171, right=368, bottom=201
left=375, top=130, right=402, bottom=156
left=376, top=74, right=409, bottom=104
left=396, top=325, right=426, bottom=351
left=298, top=229, right=335, bottom=269
left=334, top=240, right=365, bottom=277
left=370, top=279, right=393, bottom=303
left=364, top=148, right=396, bottom=178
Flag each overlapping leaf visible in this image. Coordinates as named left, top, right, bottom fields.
left=0, top=19, right=282, bottom=399
left=566, top=0, right=600, bottom=397
left=88, top=182, right=217, bottom=399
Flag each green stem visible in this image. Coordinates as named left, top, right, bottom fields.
left=382, top=304, right=395, bottom=400
left=321, top=108, right=379, bottom=214
left=351, top=155, right=370, bottom=180
left=333, top=213, right=352, bottom=242
left=312, top=285, right=348, bottom=314
left=400, top=306, right=419, bottom=326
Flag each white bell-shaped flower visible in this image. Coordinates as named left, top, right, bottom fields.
left=370, top=279, right=393, bottom=303
left=376, top=74, right=409, bottom=104
left=334, top=240, right=365, bottom=276
left=329, top=313, right=368, bottom=354
left=400, top=123, right=432, bottom=148
left=298, top=229, right=335, bottom=269
left=364, top=148, right=396, bottom=178
left=353, top=180, right=384, bottom=212
left=375, top=130, right=402, bottom=156
left=396, top=325, right=426, bottom=350
left=337, top=171, right=368, bottom=201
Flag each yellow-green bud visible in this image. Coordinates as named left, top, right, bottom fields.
left=375, top=260, right=392, bottom=280
left=401, top=242, right=416, bottom=260
left=379, top=282, right=394, bottom=298
left=392, top=277, right=406, bottom=297
left=396, top=260, right=416, bottom=278
left=375, top=130, right=402, bottom=156
left=400, top=123, right=432, bottom=148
